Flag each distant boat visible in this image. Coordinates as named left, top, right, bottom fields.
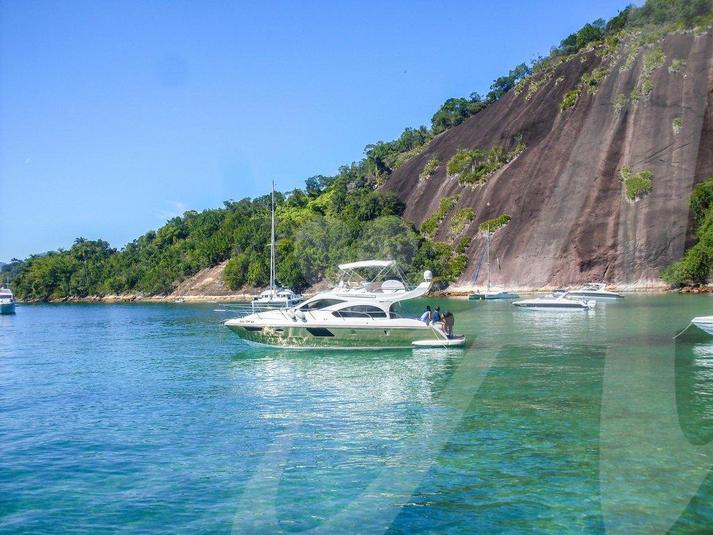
left=252, top=288, right=302, bottom=308
left=174, top=298, right=185, bottom=304
left=513, top=292, right=595, bottom=311
left=566, top=283, right=623, bottom=299
left=468, top=224, right=519, bottom=300
left=251, top=181, right=303, bottom=310
left=0, top=285, right=16, bottom=315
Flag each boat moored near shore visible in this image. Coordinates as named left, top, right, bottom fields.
left=0, top=286, right=16, bottom=315
left=513, top=292, right=595, bottom=311
left=226, top=261, right=464, bottom=349
left=566, top=283, right=623, bottom=300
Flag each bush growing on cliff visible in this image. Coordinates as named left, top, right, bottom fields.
left=419, top=158, right=439, bottom=182
left=663, top=178, right=713, bottom=286
left=620, top=166, right=653, bottom=201
left=479, top=214, right=511, bottom=233
left=450, top=208, right=476, bottom=236
left=421, top=195, right=459, bottom=237
left=447, top=142, right=525, bottom=186
left=560, top=89, right=581, bottom=110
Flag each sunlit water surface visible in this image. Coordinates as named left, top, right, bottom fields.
left=2, top=296, right=713, bottom=533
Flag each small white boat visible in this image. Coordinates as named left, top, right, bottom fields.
left=567, top=283, right=623, bottom=299
left=0, top=285, right=16, bottom=315
left=692, top=316, right=713, bottom=336
left=513, top=292, right=595, bottom=311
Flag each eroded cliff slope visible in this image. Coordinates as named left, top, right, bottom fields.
left=386, top=29, right=713, bottom=289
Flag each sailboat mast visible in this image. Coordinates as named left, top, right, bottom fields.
left=486, top=228, right=491, bottom=291
left=270, top=181, right=276, bottom=294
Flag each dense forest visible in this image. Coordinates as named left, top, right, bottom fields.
left=5, top=0, right=713, bottom=300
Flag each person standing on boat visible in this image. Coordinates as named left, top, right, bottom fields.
left=432, top=306, right=442, bottom=324
left=419, top=305, right=432, bottom=324
left=443, top=311, right=455, bottom=338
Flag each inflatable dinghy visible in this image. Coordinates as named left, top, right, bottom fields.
left=412, top=336, right=466, bottom=348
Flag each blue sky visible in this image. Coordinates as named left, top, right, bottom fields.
left=0, top=0, right=631, bottom=261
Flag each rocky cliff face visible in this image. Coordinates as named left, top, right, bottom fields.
left=386, top=29, right=713, bottom=289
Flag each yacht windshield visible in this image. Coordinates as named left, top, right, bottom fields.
left=299, top=299, right=345, bottom=311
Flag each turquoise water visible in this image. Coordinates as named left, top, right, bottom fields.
left=2, top=296, right=713, bottom=533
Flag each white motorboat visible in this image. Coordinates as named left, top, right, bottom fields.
left=692, top=316, right=713, bottom=336
left=226, top=260, right=464, bottom=349
left=0, top=285, right=16, bottom=315
left=513, top=292, right=595, bottom=310
left=251, top=181, right=303, bottom=309
left=566, top=283, right=623, bottom=299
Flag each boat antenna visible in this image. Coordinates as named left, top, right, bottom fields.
left=270, top=180, right=276, bottom=294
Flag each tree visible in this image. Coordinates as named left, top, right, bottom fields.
left=486, top=63, right=530, bottom=103
left=431, top=95, right=484, bottom=134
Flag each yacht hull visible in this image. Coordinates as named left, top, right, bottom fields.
left=226, top=323, right=440, bottom=349
left=566, top=291, right=623, bottom=299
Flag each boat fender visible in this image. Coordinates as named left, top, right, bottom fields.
left=295, top=310, right=306, bottom=321
left=286, top=309, right=296, bottom=321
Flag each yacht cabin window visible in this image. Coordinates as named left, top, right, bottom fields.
left=299, top=299, right=346, bottom=311
left=332, top=305, right=387, bottom=318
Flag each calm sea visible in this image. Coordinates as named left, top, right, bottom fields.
left=2, top=295, right=713, bottom=533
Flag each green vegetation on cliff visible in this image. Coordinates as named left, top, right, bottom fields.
left=421, top=196, right=460, bottom=237
left=419, top=158, right=439, bottom=182
left=663, top=178, right=713, bottom=286
left=479, top=214, right=512, bottom=233
left=447, top=142, right=525, bottom=186
left=620, top=166, right=653, bottom=201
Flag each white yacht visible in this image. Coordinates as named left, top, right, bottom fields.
left=226, top=260, right=464, bottom=349
left=513, top=292, right=595, bottom=311
left=251, top=181, right=302, bottom=309
left=567, top=283, right=623, bottom=299
left=692, top=316, right=713, bottom=336
left=0, top=286, right=16, bottom=315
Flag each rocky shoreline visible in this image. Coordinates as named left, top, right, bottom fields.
left=19, top=282, right=710, bottom=304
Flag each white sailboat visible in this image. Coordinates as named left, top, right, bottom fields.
left=469, top=226, right=519, bottom=300
left=252, top=182, right=302, bottom=309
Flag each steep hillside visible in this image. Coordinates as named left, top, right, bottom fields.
left=386, top=28, right=713, bottom=289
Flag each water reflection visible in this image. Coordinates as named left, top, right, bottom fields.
left=676, top=340, right=713, bottom=445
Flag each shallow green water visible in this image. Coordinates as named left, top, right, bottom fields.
left=2, top=295, right=713, bottom=533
